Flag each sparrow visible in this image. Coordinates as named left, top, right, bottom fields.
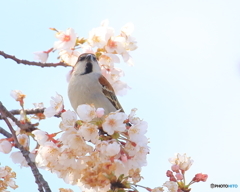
left=68, top=53, right=124, bottom=115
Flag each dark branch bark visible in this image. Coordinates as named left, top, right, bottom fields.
left=0, top=108, right=61, bottom=120
left=0, top=102, right=36, bottom=131
left=0, top=102, right=52, bottom=192
left=0, top=108, right=45, bottom=120
left=0, top=50, right=70, bottom=68
left=0, top=127, right=12, bottom=138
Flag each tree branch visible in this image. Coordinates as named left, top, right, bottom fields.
left=0, top=108, right=45, bottom=120
left=0, top=102, right=52, bottom=192
left=0, top=108, right=61, bottom=120
left=0, top=50, right=70, bottom=68
left=0, top=102, right=36, bottom=131
left=0, top=126, right=12, bottom=138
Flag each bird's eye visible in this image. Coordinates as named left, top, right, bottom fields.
left=92, top=56, right=97, bottom=61
left=79, top=56, right=86, bottom=61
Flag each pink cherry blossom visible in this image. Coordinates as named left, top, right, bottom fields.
left=169, top=153, right=193, bottom=171
left=54, top=28, right=77, bottom=50
left=102, top=112, right=127, bottom=135
left=44, top=93, right=64, bottom=118
left=105, top=36, right=125, bottom=54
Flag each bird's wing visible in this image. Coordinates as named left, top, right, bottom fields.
left=98, top=75, right=124, bottom=112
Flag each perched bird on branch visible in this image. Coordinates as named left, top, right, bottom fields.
left=68, top=53, right=124, bottom=115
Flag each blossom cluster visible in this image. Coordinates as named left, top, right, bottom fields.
left=162, top=153, right=208, bottom=192
left=34, top=20, right=137, bottom=96
left=149, top=153, right=208, bottom=192
left=34, top=102, right=148, bottom=192
left=0, top=90, right=42, bottom=162
left=1, top=90, right=148, bottom=191
left=0, top=165, right=18, bottom=192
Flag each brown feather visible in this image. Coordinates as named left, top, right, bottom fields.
left=98, top=75, right=124, bottom=112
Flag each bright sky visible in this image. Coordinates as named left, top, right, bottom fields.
left=1, top=0, right=240, bottom=192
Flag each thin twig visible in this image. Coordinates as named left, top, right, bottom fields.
left=0, top=102, right=52, bottom=192
left=0, top=127, right=12, bottom=138
left=0, top=102, right=36, bottom=131
left=0, top=50, right=70, bottom=68
left=0, top=108, right=45, bottom=120
left=0, top=108, right=61, bottom=120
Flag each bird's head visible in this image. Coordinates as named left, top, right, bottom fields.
left=73, top=53, right=101, bottom=75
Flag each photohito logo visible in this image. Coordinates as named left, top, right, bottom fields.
left=210, top=183, right=238, bottom=188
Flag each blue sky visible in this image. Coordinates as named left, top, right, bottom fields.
left=1, top=0, right=240, bottom=191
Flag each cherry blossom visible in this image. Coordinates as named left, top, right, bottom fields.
left=10, top=90, right=26, bottom=103
left=128, top=120, right=148, bottom=143
left=163, top=181, right=178, bottom=192
left=98, top=53, right=120, bottom=68
left=54, top=28, right=77, bottom=50
left=104, top=141, right=121, bottom=156
left=44, top=93, right=64, bottom=118
left=77, top=104, right=97, bottom=122
left=0, top=166, right=18, bottom=191
left=59, top=49, right=80, bottom=66
left=78, top=122, right=99, bottom=143
left=0, top=140, right=12, bottom=154
left=169, top=153, right=193, bottom=171
left=102, top=111, right=127, bottom=135
left=32, top=130, right=49, bottom=145
left=59, top=110, right=77, bottom=131
left=88, top=19, right=114, bottom=48
left=17, top=134, right=29, bottom=149
left=105, top=36, right=126, bottom=54
left=10, top=151, right=35, bottom=168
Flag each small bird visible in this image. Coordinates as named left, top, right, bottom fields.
left=68, top=53, right=124, bottom=115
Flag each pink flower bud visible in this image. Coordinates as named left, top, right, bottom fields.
left=175, top=173, right=183, bottom=180
left=201, top=174, right=208, bottom=182
left=96, top=108, right=105, bottom=118
left=192, top=173, right=208, bottom=182
left=171, top=164, right=180, bottom=172
left=169, top=176, right=177, bottom=182
left=193, top=173, right=202, bottom=182
left=166, top=170, right=173, bottom=177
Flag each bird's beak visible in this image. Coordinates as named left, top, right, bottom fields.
left=86, top=54, right=93, bottom=62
